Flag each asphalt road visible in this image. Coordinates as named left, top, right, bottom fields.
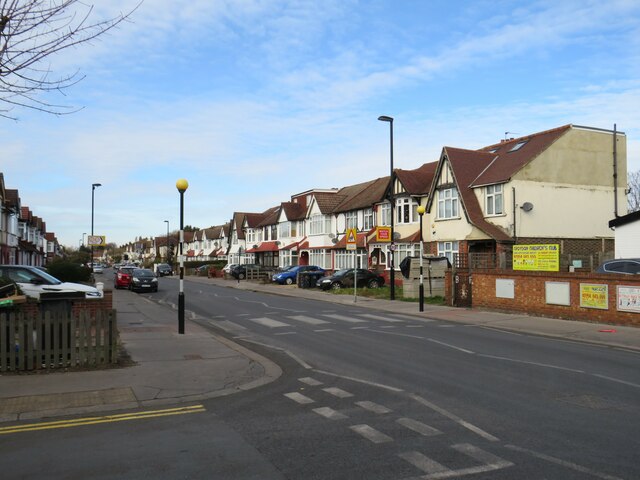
left=3, top=276, right=638, bottom=479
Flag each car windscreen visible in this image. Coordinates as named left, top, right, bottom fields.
left=32, top=269, right=63, bottom=285
left=133, top=269, right=155, bottom=277
left=333, top=269, right=352, bottom=277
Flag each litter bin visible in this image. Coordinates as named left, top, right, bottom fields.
left=297, top=272, right=312, bottom=289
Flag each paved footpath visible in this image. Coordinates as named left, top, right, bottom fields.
left=1, top=276, right=638, bottom=422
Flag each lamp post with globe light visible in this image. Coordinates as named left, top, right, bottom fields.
left=417, top=205, right=426, bottom=311
left=176, top=179, right=188, bottom=334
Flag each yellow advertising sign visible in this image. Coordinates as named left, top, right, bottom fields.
left=579, top=283, right=608, bottom=310
left=375, top=226, right=391, bottom=243
left=513, top=244, right=559, bottom=271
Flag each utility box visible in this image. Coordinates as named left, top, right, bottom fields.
left=402, top=256, right=449, bottom=298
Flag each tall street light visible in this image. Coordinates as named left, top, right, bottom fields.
left=176, top=179, right=189, bottom=335
left=378, top=115, right=395, bottom=300
left=417, top=205, right=426, bottom=312
left=91, top=183, right=102, bottom=267
left=164, top=220, right=170, bottom=263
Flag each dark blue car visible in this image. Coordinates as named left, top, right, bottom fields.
left=272, top=265, right=325, bottom=285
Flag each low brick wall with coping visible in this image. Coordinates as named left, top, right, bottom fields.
left=446, top=270, right=640, bottom=326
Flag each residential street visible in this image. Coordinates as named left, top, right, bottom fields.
left=2, top=276, right=639, bottom=479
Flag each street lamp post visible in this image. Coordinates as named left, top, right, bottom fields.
left=81, top=232, right=86, bottom=248
left=378, top=115, right=395, bottom=300
left=176, top=179, right=189, bottom=334
left=417, top=205, right=425, bottom=312
left=91, top=183, right=101, bottom=267
left=164, top=220, right=170, bottom=263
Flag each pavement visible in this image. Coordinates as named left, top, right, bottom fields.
left=1, top=275, right=639, bottom=423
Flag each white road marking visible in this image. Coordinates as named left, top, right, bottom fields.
left=396, top=417, right=442, bottom=437
left=349, top=424, right=393, bottom=444
left=400, top=444, right=513, bottom=479
left=409, top=394, right=499, bottom=442
left=313, top=369, right=404, bottom=392
left=350, top=326, right=369, bottom=330
left=299, top=377, right=323, bottom=386
left=358, top=313, right=404, bottom=322
left=405, top=325, right=425, bottom=328
left=591, top=374, right=640, bottom=389
left=322, top=387, right=353, bottom=398
left=399, top=451, right=451, bottom=475
left=505, top=444, right=623, bottom=480
left=249, top=317, right=291, bottom=328
left=312, top=407, right=348, bottom=420
left=284, top=392, right=315, bottom=404
left=274, top=332, right=297, bottom=336
left=478, top=354, right=584, bottom=373
left=355, top=401, right=392, bottom=414
left=380, top=325, right=397, bottom=329
left=322, top=313, right=367, bottom=323
left=313, top=328, right=335, bottom=332
left=427, top=338, right=475, bottom=354
left=287, top=315, right=329, bottom=325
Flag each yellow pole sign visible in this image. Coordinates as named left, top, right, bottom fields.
left=513, top=244, right=559, bottom=271
left=346, top=228, right=357, bottom=251
left=87, top=235, right=106, bottom=247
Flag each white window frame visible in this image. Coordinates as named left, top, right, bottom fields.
left=309, top=248, right=332, bottom=269
left=363, top=208, right=373, bottom=230
left=346, top=211, right=357, bottom=230
left=310, top=214, right=331, bottom=235
left=335, top=249, right=367, bottom=269
left=279, top=221, right=291, bottom=239
left=438, top=241, right=459, bottom=263
left=379, top=203, right=391, bottom=226
left=486, top=184, right=503, bottom=216
left=396, top=197, right=418, bottom=224
left=437, top=188, right=459, bottom=219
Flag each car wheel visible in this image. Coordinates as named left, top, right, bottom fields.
left=239, top=272, right=245, bottom=280
left=285, top=277, right=293, bottom=285
left=331, top=282, right=342, bottom=290
left=368, top=279, right=380, bottom=288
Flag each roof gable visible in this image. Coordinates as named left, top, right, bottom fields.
left=395, top=161, right=438, bottom=196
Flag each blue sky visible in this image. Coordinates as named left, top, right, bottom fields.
left=2, top=0, right=639, bottom=248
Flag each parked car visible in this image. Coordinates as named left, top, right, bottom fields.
left=272, top=265, right=325, bottom=285
left=156, top=263, right=173, bottom=276
left=223, top=263, right=239, bottom=274
left=230, top=264, right=261, bottom=280
left=316, top=268, right=385, bottom=290
left=93, top=264, right=104, bottom=274
left=0, top=265, right=103, bottom=300
left=595, top=258, right=640, bottom=275
left=129, top=268, right=159, bottom=292
left=195, top=264, right=210, bottom=275
left=114, top=266, right=136, bottom=289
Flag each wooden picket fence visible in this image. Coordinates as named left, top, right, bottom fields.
left=0, top=310, right=118, bottom=372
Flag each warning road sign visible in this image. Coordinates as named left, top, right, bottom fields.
left=346, top=228, right=357, bottom=251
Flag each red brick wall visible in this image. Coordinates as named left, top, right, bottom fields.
left=12, top=289, right=113, bottom=317
left=462, top=270, right=639, bottom=326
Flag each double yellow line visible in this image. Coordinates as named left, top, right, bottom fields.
left=0, top=404, right=206, bottom=435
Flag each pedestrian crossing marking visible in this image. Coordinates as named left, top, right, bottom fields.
left=349, top=424, right=393, bottom=444
left=299, top=377, right=323, bottom=386
left=358, top=313, right=404, bottom=322
left=396, top=417, right=442, bottom=437
left=249, top=317, right=290, bottom=328
left=287, top=315, right=329, bottom=325
left=322, top=387, right=353, bottom=398
left=284, top=392, right=315, bottom=404
left=322, top=313, right=367, bottom=323
left=312, top=407, right=348, bottom=420
left=355, top=400, right=392, bottom=414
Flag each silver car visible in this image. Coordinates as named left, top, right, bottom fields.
left=0, top=265, right=103, bottom=300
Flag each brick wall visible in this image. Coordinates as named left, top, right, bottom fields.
left=453, top=270, right=640, bottom=326
left=12, top=289, right=113, bottom=317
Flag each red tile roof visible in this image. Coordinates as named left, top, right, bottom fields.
left=246, top=241, right=279, bottom=253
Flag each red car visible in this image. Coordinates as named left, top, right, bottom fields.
left=114, top=266, right=136, bottom=289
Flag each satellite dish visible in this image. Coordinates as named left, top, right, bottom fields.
left=328, top=233, right=335, bottom=239
left=393, top=232, right=401, bottom=240
left=331, top=238, right=338, bottom=244
left=521, top=202, right=534, bottom=212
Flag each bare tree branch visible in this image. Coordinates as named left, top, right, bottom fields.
left=628, top=170, right=640, bottom=213
left=0, top=0, right=141, bottom=119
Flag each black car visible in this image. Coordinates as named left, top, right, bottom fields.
left=230, top=264, right=261, bottom=280
left=129, top=268, right=159, bottom=292
left=316, top=268, right=385, bottom=290
left=595, top=258, right=640, bottom=275
left=156, top=263, right=173, bottom=276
